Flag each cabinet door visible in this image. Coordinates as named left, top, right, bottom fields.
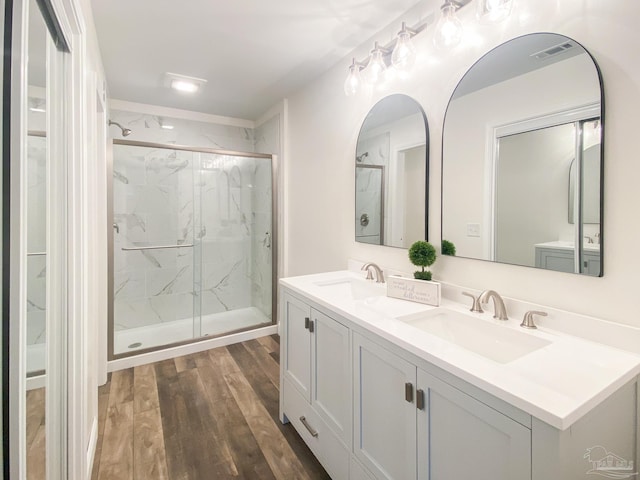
left=535, top=248, right=574, bottom=273
left=311, top=309, right=351, bottom=446
left=417, top=369, right=531, bottom=480
left=354, top=333, right=417, bottom=480
left=283, top=293, right=312, bottom=401
left=583, top=251, right=601, bottom=276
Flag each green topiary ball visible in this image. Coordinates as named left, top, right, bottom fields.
left=408, top=241, right=437, bottom=268
left=441, top=239, right=456, bottom=256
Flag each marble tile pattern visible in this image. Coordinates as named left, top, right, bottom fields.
left=252, top=116, right=278, bottom=317
left=111, top=111, right=275, bottom=333
left=355, top=132, right=389, bottom=244
left=27, top=135, right=47, bottom=347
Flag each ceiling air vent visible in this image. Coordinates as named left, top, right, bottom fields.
left=530, top=42, right=575, bottom=60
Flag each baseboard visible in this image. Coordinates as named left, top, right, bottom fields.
left=107, top=325, right=279, bottom=372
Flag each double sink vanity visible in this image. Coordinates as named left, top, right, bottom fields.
left=279, top=267, right=640, bottom=480
left=280, top=29, right=622, bottom=480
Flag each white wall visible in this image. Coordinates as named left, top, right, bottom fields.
left=443, top=53, right=599, bottom=260
left=285, top=0, right=640, bottom=327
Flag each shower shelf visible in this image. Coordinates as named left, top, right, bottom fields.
left=121, top=243, right=194, bottom=251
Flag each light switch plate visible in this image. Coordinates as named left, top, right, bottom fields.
left=467, top=223, right=481, bottom=237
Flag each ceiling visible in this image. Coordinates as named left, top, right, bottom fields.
left=90, top=0, right=426, bottom=120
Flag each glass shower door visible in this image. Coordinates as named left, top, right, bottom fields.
left=112, top=144, right=197, bottom=355
left=196, top=153, right=273, bottom=338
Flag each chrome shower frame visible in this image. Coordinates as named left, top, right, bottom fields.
left=107, top=139, right=278, bottom=360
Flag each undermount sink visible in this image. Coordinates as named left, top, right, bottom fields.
left=398, top=308, right=551, bottom=364
left=314, top=276, right=386, bottom=300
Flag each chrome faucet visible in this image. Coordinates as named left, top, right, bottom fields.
left=361, top=263, right=385, bottom=283
left=478, top=290, right=509, bottom=320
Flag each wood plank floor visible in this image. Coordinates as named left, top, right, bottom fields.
left=26, top=387, right=46, bottom=480
left=91, top=335, right=331, bottom=480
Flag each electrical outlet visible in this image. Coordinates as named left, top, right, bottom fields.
left=467, top=223, right=481, bottom=237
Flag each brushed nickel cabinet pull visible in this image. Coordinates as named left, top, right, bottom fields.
left=405, top=382, right=414, bottom=403
left=300, top=416, right=319, bottom=438
left=304, top=317, right=310, bottom=329
left=417, top=389, right=425, bottom=410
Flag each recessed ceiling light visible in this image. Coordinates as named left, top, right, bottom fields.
left=164, top=72, right=207, bottom=94
left=171, top=80, right=199, bottom=93
left=161, top=124, right=174, bottom=130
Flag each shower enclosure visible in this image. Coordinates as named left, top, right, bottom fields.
left=109, top=140, right=275, bottom=358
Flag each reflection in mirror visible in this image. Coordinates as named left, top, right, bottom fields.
left=355, top=94, right=428, bottom=248
left=442, top=33, right=603, bottom=276
left=26, top=0, right=48, bottom=477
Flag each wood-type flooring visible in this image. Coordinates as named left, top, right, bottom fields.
left=90, top=335, right=331, bottom=480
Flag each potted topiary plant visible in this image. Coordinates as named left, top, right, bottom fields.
left=441, top=239, right=456, bottom=256
left=409, top=240, right=436, bottom=281
left=386, top=240, right=441, bottom=306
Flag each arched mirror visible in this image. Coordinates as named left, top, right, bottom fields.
left=441, top=33, right=603, bottom=276
left=355, top=94, right=429, bottom=248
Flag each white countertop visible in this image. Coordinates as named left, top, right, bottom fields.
left=280, top=270, right=640, bottom=430
left=535, top=240, right=601, bottom=252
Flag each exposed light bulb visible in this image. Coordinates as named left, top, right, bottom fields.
left=364, top=42, right=388, bottom=85
left=344, top=58, right=363, bottom=96
left=391, top=22, right=417, bottom=74
left=476, top=0, right=513, bottom=23
left=433, top=2, right=463, bottom=50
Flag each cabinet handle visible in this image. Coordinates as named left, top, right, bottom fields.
left=299, top=416, right=319, bottom=438
left=405, top=382, right=414, bottom=403
left=309, top=320, right=315, bottom=333
left=416, top=389, right=425, bottom=410
left=304, top=317, right=310, bottom=330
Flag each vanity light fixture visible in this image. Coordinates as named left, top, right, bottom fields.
left=433, top=0, right=464, bottom=50
left=476, top=0, right=514, bottom=23
left=342, top=0, right=485, bottom=95
left=344, top=58, right=365, bottom=96
left=364, top=42, right=390, bottom=86
left=29, top=107, right=46, bottom=113
left=165, top=72, right=207, bottom=94
left=391, top=22, right=417, bottom=74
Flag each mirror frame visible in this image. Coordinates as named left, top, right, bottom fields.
left=440, top=33, right=605, bottom=275
left=355, top=93, right=430, bottom=248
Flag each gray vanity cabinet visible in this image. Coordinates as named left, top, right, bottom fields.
left=535, top=246, right=601, bottom=276
left=281, top=283, right=640, bottom=480
left=281, top=292, right=352, bottom=478
left=418, top=369, right=531, bottom=480
left=353, top=332, right=531, bottom=480
left=353, top=333, right=418, bottom=480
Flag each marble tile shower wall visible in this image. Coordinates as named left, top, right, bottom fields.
left=27, top=135, right=47, bottom=347
left=252, top=115, right=278, bottom=317
left=113, top=146, right=197, bottom=330
left=111, top=110, right=276, bottom=332
left=355, top=132, right=389, bottom=244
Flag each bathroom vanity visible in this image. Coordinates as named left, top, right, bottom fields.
left=279, top=270, right=640, bottom=480
left=534, top=241, right=601, bottom=276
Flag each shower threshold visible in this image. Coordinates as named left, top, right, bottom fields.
left=113, top=306, right=271, bottom=356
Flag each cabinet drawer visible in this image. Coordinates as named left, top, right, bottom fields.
left=283, top=378, right=350, bottom=480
